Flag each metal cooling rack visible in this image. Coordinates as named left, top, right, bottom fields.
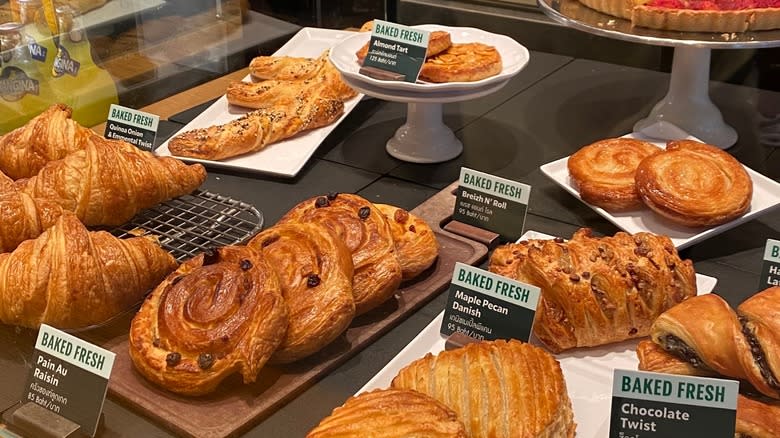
left=111, top=190, right=264, bottom=262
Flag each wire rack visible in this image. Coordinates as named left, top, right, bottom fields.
left=111, top=190, right=264, bottom=262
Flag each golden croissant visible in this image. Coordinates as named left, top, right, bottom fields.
left=638, top=288, right=780, bottom=400
left=0, top=214, right=177, bottom=329
left=16, top=136, right=206, bottom=226
left=0, top=171, right=11, bottom=191
left=0, top=103, right=95, bottom=179
left=0, top=190, right=66, bottom=253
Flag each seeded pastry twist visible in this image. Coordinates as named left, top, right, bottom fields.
left=637, top=287, right=780, bottom=400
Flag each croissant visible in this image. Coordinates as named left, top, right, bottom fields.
left=128, top=246, right=288, bottom=396
left=16, top=136, right=206, bottom=226
left=306, top=388, right=468, bottom=438
left=0, top=103, right=94, bottom=179
left=374, top=203, right=438, bottom=280
left=0, top=171, right=12, bottom=191
left=638, top=288, right=780, bottom=400
left=0, top=214, right=177, bottom=329
left=278, top=193, right=402, bottom=315
left=0, top=191, right=66, bottom=253
left=247, top=222, right=355, bottom=363
left=488, top=228, right=697, bottom=352
left=391, top=339, right=576, bottom=438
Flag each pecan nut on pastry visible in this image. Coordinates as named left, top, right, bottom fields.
left=278, top=193, right=402, bottom=316
left=567, top=137, right=662, bottom=211
left=392, top=339, right=576, bottom=438
left=128, top=246, right=288, bottom=396
left=248, top=222, right=355, bottom=364
left=307, top=388, right=467, bottom=438
left=635, top=140, right=753, bottom=228
left=374, top=203, right=439, bottom=280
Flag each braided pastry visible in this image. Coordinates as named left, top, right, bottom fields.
left=374, top=203, right=438, bottom=280
left=278, top=193, right=402, bottom=315
left=128, top=246, right=288, bottom=396
left=637, top=287, right=780, bottom=400
left=247, top=222, right=355, bottom=363
left=489, top=228, right=697, bottom=352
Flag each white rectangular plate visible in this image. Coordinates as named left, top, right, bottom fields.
left=539, top=133, right=780, bottom=249
left=358, top=230, right=717, bottom=438
left=156, top=27, right=363, bottom=178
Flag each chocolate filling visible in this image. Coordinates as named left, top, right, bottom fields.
left=662, top=335, right=707, bottom=369
left=738, top=315, right=780, bottom=391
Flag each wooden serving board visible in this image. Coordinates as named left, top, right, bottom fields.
left=105, top=183, right=488, bottom=438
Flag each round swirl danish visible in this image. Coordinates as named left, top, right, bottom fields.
left=248, top=222, right=355, bottom=364
left=567, top=138, right=662, bottom=211
left=307, top=388, right=467, bottom=438
left=635, top=140, right=753, bottom=228
left=128, top=246, right=288, bottom=396
left=279, top=193, right=402, bottom=315
left=374, top=203, right=439, bottom=280
left=419, top=43, right=502, bottom=83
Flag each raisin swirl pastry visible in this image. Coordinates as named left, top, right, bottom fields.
left=306, top=388, right=467, bottom=438
left=278, top=193, right=402, bottom=315
left=489, top=228, right=697, bottom=352
left=128, top=246, right=288, bottom=396
left=637, top=287, right=780, bottom=400
left=567, top=137, right=661, bottom=211
left=374, top=204, right=439, bottom=280
left=248, top=222, right=355, bottom=363
left=635, top=140, right=753, bottom=228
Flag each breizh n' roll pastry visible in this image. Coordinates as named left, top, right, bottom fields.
left=637, top=287, right=780, bottom=400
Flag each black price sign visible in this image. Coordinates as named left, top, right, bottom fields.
left=610, top=369, right=738, bottom=438
left=104, top=104, right=160, bottom=151
left=760, top=238, right=780, bottom=289
left=441, top=262, right=541, bottom=342
left=452, top=167, right=531, bottom=241
left=360, top=20, right=430, bottom=83
left=22, top=324, right=115, bottom=436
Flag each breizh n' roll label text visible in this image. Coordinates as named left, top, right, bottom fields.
left=760, top=238, right=780, bottom=289
left=360, top=20, right=430, bottom=83
left=453, top=167, right=531, bottom=241
left=23, top=324, right=116, bottom=436
left=610, top=369, right=737, bottom=438
left=104, top=104, right=160, bottom=151
left=441, top=262, right=541, bottom=342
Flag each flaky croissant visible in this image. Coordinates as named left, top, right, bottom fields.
left=16, top=136, right=206, bottom=226
left=0, top=191, right=66, bottom=253
left=0, top=171, right=11, bottom=191
left=0, top=214, right=177, bottom=329
left=489, top=228, right=697, bottom=352
left=0, top=103, right=95, bottom=179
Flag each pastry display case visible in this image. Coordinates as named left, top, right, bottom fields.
left=1, top=0, right=779, bottom=437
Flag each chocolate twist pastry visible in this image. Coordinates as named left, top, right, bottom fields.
left=129, top=246, right=288, bottom=396
left=567, top=137, right=661, bottom=211
left=278, top=193, right=402, bottom=315
left=489, top=228, right=697, bottom=352
left=307, top=388, right=467, bottom=438
left=374, top=203, right=439, bottom=280
left=637, top=287, right=780, bottom=400
left=635, top=140, right=753, bottom=227
left=248, top=222, right=355, bottom=363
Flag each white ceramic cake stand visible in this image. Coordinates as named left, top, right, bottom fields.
left=537, top=0, right=780, bottom=149
left=341, top=73, right=512, bottom=163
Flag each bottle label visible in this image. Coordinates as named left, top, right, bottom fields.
left=0, top=66, right=40, bottom=101
left=52, top=46, right=80, bottom=77
left=29, top=42, right=49, bottom=63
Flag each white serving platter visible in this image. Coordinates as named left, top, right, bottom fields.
left=156, top=27, right=363, bottom=178
left=539, top=133, right=780, bottom=249
left=358, top=231, right=718, bottom=438
left=329, top=24, right=529, bottom=93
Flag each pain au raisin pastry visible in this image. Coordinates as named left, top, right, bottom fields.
left=392, top=339, right=576, bottom=438
left=247, top=222, right=355, bottom=363
left=129, top=246, right=288, bottom=396
left=374, top=204, right=438, bottom=280
left=635, top=140, right=753, bottom=228
left=279, top=193, right=402, bottom=315
left=567, top=137, right=662, bottom=211
left=306, top=388, right=467, bottom=438
left=637, top=287, right=780, bottom=400
left=489, top=228, right=697, bottom=353
left=419, top=43, right=502, bottom=83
